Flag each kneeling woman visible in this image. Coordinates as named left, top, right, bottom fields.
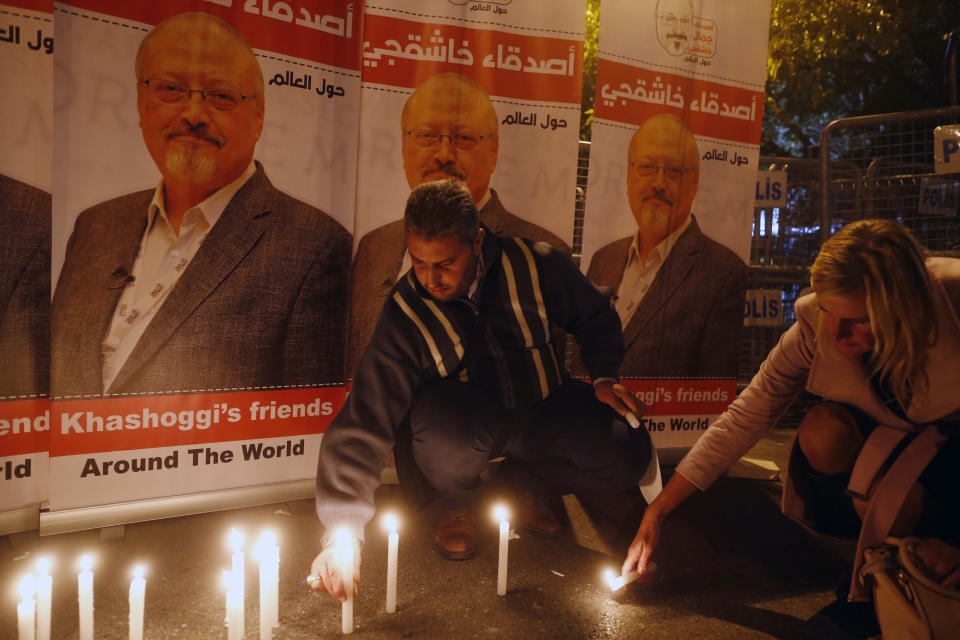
left=624, top=219, right=960, bottom=584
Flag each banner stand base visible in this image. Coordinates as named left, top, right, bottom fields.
left=40, top=479, right=315, bottom=536
left=0, top=504, right=40, bottom=536
left=39, top=467, right=401, bottom=536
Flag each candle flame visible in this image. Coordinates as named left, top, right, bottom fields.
left=133, top=565, right=145, bottom=580
left=604, top=568, right=620, bottom=590
left=19, top=574, right=36, bottom=601
left=604, top=567, right=641, bottom=591
left=36, top=557, right=50, bottom=576
left=253, top=530, right=278, bottom=562
left=80, top=554, right=93, bottom=572
left=383, top=513, right=398, bottom=533
left=229, top=527, right=244, bottom=552
left=493, top=505, right=508, bottom=522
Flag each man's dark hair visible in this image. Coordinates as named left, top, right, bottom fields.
left=404, top=179, right=479, bottom=245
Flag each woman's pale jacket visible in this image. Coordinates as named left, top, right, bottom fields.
left=677, top=257, right=960, bottom=491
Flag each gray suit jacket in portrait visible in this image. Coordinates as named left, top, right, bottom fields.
left=0, top=174, right=50, bottom=398
left=51, top=163, right=352, bottom=398
left=346, top=189, right=571, bottom=376
left=581, top=215, right=747, bottom=379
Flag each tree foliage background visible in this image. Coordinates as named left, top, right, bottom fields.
left=580, top=0, right=960, bottom=157
left=580, top=0, right=600, bottom=141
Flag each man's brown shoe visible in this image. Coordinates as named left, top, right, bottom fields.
left=517, top=491, right=564, bottom=538
left=435, top=509, right=477, bottom=559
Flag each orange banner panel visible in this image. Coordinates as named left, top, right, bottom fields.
left=0, top=398, right=50, bottom=456
left=362, top=13, right=582, bottom=103
left=594, top=60, right=763, bottom=144
left=618, top=379, right=736, bottom=416
left=59, top=0, right=362, bottom=69
left=1, top=0, right=51, bottom=11
left=50, top=387, right=345, bottom=456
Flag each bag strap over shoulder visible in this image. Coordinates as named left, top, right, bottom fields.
left=846, top=426, right=909, bottom=501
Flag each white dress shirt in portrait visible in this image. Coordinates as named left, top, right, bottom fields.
left=101, top=162, right=257, bottom=392
left=614, top=215, right=692, bottom=327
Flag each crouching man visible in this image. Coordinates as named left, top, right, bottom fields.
left=310, top=179, right=652, bottom=599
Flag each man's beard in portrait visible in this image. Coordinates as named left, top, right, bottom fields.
left=165, top=145, right=218, bottom=181
left=637, top=190, right=674, bottom=229
left=162, top=123, right=225, bottom=181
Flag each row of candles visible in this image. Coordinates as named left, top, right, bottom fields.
left=224, top=528, right=281, bottom=640
left=14, top=505, right=641, bottom=638
left=323, top=505, right=640, bottom=634
left=15, top=554, right=135, bottom=640
left=308, top=506, right=511, bottom=634
left=13, top=528, right=280, bottom=640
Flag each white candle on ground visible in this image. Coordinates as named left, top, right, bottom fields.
left=604, top=568, right=640, bottom=591
left=229, top=528, right=245, bottom=634
left=77, top=555, right=94, bottom=640
left=494, top=505, right=509, bottom=596
left=254, top=531, right=279, bottom=639
left=257, top=561, right=270, bottom=640
left=35, top=558, right=51, bottom=640
left=384, top=514, right=399, bottom=613
left=128, top=566, right=145, bottom=640
left=604, top=561, right=657, bottom=591
left=268, top=535, right=279, bottom=629
left=17, top=574, right=36, bottom=640
left=334, top=529, right=354, bottom=634
left=223, top=569, right=242, bottom=640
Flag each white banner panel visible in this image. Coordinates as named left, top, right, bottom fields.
left=347, top=0, right=585, bottom=373
left=48, top=1, right=360, bottom=519
left=0, top=1, right=52, bottom=517
left=48, top=388, right=340, bottom=510
left=580, top=0, right=771, bottom=457
left=51, top=436, right=320, bottom=509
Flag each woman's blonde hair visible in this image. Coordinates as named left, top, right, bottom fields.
left=810, top=219, right=937, bottom=408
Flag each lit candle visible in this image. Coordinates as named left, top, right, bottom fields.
left=604, top=561, right=657, bottom=591
left=128, top=566, right=145, bottom=640
left=383, top=514, right=399, bottom=613
left=334, top=529, right=354, bottom=634
left=17, top=574, right=35, bottom=640
left=268, top=534, right=278, bottom=629
left=256, top=548, right=271, bottom=640
left=494, top=505, right=509, bottom=596
left=254, top=531, right=279, bottom=639
left=604, top=568, right=640, bottom=591
left=35, top=558, right=51, bottom=640
left=223, top=570, right=243, bottom=640
left=228, top=528, right=245, bottom=634
left=77, top=555, right=94, bottom=640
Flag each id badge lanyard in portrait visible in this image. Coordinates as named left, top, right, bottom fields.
left=101, top=212, right=211, bottom=388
